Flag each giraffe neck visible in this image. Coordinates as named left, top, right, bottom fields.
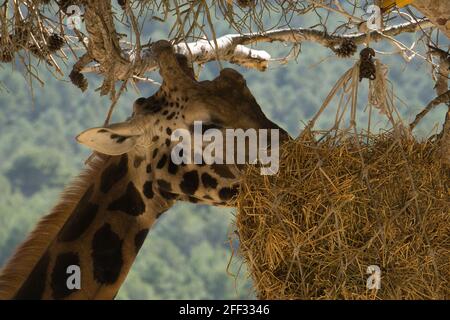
left=0, top=153, right=172, bottom=300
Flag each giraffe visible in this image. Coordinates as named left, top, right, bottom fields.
left=0, top=40, right=288, bottom=300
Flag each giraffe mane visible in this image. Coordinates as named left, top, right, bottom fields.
left=0, top=154, right=109, bottom=299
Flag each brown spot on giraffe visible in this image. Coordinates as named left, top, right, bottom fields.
left=201, top=173, right=218, bottom=189
left=51, top=252, right=80, bottom=299
left=58, top=184, right=98, bottom=242
left=211, top=164, right=236, bottom=179
left=167, top=156, right=178, bottom=175
left=13, top=252, right=50, bottom=300
left=100, top=154, right=128, bottom=193
left=143, top=181, right=154, bottom=199
left=91, top=224, right=123, bottom=284
left=156, top=154, right=168, bottom=169
left=218, top=185, right=239, bottom=201
left=180, top=170, right=199, bottom=195
left=133, top=155, right=146, bottom=168
left=134, top=229, right=150, bottom=253
left=107, top=182, right=146, bottom=216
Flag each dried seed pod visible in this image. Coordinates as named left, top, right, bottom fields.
left=29, top=44, right=48, bottom=59
left=69, top=70, right=88, bottom=92
left=47, top=34, right=65, bottom=52
left=331, top=39, right=357, bottom=58
left=0, top=35, right=14, bottom=62
left=359, top=47, right=376, bottom=81
left=0, top=50, right=13, bottom=63
left=236, top=0, right=255, bottom=8
left=360, top=47, right=376, bottom=60
left=118, top=0, right=126, bottom=10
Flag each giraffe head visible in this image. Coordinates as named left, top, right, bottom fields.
left=0, top=41, right=289, bottom=300
left=77, top=40, right=288, bottom=207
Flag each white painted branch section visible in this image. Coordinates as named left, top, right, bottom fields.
left=174, top=39, right=271, bottom=71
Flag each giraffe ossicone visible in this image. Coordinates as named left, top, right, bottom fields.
left=0, top=40, right=289, bottom=300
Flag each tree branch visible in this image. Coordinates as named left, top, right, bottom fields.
left=409, top=90, right=450, bottom=130
left=80, top=18, right=434, bottom=83
left=234, top=18, right=434, bottom=47
left=429, top=46, right=450, bottom=164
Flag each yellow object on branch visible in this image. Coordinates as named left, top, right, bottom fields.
left=381, top=0, right=415, bottom=12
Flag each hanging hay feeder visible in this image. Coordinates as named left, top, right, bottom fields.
left=234, top=50, right=450, bottom=299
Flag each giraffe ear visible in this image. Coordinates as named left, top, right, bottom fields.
left=76, top=125, right=141, bottom=155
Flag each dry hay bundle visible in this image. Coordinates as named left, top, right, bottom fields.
left=236, top=130, right=450, bottom=299
left=234, top=49, right=450, bottom=299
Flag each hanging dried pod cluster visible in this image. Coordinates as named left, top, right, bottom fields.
left=331, top=39, right=357, bottom=58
